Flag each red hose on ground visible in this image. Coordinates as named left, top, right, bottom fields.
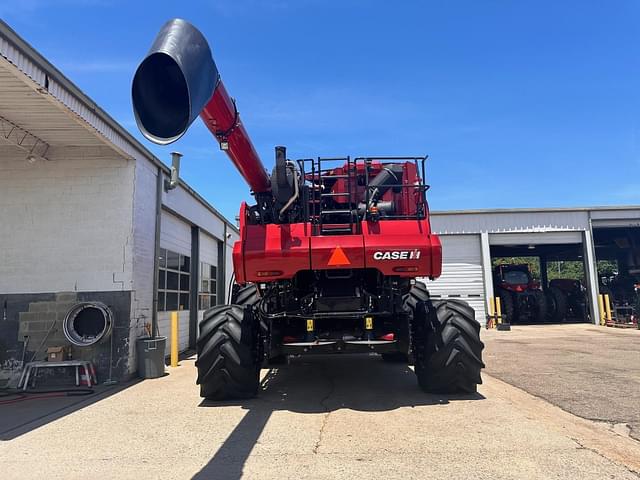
left=0, top=389, right=94, bottom=405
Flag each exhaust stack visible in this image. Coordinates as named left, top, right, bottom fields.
left=132, top=18, right=271, bottom=193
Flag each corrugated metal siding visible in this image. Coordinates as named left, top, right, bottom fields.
left=0, top=66, right=102, bottom=146
left=490, top=231, right=583, bottom=245
left=592, top=219, right=640, bottom=228
left=0, top=36, right=47, bottom=86
left=431, top=210, right=589, bottom=235
left=591, top=209, right=640, bottom=221
left=425, top=234, right=486, bottom=324
left=47, top=77, right=138, bottom=157
left=591, top=209, right=640, bottom=228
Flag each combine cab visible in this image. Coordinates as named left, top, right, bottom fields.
left=494, top=264, right=547, bottom=323
left=131, top=19, right=485, bottom=399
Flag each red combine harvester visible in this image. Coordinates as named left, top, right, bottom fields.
left=132, top=19, right=484, bottom=399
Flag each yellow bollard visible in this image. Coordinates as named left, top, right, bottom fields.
left=488, top=297, right=496, bottom=328
left=495, top=297, right=502, bottom=324
left=598, top=294, right=605, bottom=325
left=171, top=311, right=179, bottom=367
left=604, top=294, right=612, bottom=323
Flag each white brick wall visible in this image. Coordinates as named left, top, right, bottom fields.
left=0, top=144, right=240, bottom=366
left=128, top=155, right=158, bottom=372
left=0, top=147, right=134, bottom=294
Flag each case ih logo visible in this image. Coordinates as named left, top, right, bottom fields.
left=373, top=250, right=421, bottom=260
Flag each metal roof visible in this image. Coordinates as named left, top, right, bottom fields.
left=0, top=19, right=238, bottom=233
left=432, top=205, right=640, bottom=216
left=430, top=205, right=640, bottom=235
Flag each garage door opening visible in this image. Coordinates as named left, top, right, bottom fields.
left=490, top=242, right=591, bottom=324
left=593, top=226, right=640, bottom=324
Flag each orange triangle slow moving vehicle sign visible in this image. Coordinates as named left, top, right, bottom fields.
left=327, top=246, right=351, bottom=266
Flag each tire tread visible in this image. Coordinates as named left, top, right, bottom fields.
left=195, top=305, right=260, bottom=400
left=406, top=282, right=484, bottom=394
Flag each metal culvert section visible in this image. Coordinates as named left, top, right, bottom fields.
left=63, top=302, right=113, bottom=347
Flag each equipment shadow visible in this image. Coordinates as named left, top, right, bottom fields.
left=0, top=378, right=141, bottom=441
left=192, top=354, right=485, bottom=480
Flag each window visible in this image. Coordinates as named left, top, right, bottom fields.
left=157, top=248, right=190, bottom=311
left=199, top=262, right=218, bottom=310
left=503, top=270, right=530, bottom=285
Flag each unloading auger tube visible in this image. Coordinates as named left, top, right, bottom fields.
left=131, top=18, right=271, bottom=194
left=132, top=19, right=485, bottom=400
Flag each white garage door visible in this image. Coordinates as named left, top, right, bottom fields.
left=198, top=231, right=220, bottom=326
left=159, top=211, right=191, bottom=355
left=424, top=234, right=486, bottom=323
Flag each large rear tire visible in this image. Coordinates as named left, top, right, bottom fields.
left=495, top=288, right=516, bottom=324
left=231, top=283, right=260, bottom=307
left=546, top=286, right=567, bottom=322
left=404, top=281, right=430, bottom=312
left=196, top=305, right=261, bottom=400
left=399, top=281, right=431, bottom=364
left=414, top=299, right=484, bottom=394
left=532, top=290, right=548, bottom=322
left=231, top=283, right=285, bottom=366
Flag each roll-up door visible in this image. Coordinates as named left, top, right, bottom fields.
left=198, top=231, right=220, bottom=324
left=424, top=234, right=486, bottom=323
left=159, top=211, right=191, bottom=354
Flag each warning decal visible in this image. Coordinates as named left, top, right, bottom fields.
left=327, top=246, right=351, bottom=266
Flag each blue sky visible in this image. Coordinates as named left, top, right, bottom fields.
left=2, top=0, right=639, bottom=220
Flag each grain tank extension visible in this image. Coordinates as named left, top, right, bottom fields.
left=132, top=18, right=484, bottom=399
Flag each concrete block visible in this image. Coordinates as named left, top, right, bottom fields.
left=18, top=323, right=27, bottom=338
left=25, top=321, right=52, bottom=333
left=36, top=312, right=55, bottom=322
left=54, top=302, right=76, bottom=314
left=29, top=302, right=53, bottom=313
left=55, top=292, right=77, bottom=303
left=18, top=312, right=38, bottom=323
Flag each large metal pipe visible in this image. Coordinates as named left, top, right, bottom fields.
left=132, top=18, right=271, bottom=193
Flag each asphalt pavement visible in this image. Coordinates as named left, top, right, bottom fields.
left=483, top=323, right=640, bottom=442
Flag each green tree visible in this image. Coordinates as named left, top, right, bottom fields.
left=596, top=260, right=617, bottom=277
left=546, top=260, right=584, bottom=282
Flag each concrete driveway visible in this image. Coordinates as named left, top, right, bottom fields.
left=2, top=351, right=640, bottom=479
left=483, top=324, right=640, bottom=441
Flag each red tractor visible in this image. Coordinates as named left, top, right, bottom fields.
left=132, top=19, right=484, bottom=399
left=493, top=264, right=547, bottom=323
